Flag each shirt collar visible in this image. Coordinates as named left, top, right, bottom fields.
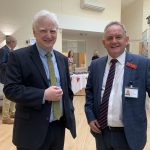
left=36, top=44, right=54, bottom=58
left=107, top=50, right=126, bottom=65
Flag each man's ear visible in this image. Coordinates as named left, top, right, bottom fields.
left=125, top=36, right=129, bottom=46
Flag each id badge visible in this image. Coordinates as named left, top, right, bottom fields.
left=125, top=87, right=138, bottom=98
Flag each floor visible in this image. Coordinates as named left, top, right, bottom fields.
left=0, top=96, right=150, bottom=150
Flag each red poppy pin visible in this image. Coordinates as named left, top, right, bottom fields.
left=77, top=77, right=80, bottom=82
left=126, top=62, right=137, bottom=69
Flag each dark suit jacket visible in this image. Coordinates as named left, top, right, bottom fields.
left=85, top=52, right=150, bottom=150
left=0, top=45, right=11, bottom=84
left=3, top=44, right=76, bottom=149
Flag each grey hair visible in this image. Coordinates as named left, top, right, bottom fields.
left=32, top=10, right=59, bottom=30
left=104, top=21, right=127, bottom=35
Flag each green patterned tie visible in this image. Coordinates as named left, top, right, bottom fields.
left=46, top=53, right=61, bottom=120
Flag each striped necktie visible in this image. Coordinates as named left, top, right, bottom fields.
left=98, top=59, right=117, bottom=129
left=46, top=53, right=61, bottom=120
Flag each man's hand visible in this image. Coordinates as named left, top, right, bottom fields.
left=44, top=86, right=63, bottom=101
left=89, top=120, right=101, bottom=133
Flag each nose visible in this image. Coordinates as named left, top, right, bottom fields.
left=46, top=31, right=53, bottom=37
left=112, top=37, right=117, bottom=42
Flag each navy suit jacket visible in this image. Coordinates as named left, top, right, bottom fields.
left=3, top=44, right=76, bottom=149
left=85, top=52, right=150, bottom=150
left=0, top=45, right=11, bottom=83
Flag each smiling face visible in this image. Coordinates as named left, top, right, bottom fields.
left=102, top=24, right=129, bottom=58
left=33, top=16, right=58, bottom=52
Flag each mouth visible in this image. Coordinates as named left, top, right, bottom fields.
left=110, top=45, right=120, bottom=49
left=44, top=40, right=54, bottom=45
left=44, top=39, right=52, bottom=42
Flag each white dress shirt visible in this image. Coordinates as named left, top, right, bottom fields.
left=101, top=51, right=126, bottom=127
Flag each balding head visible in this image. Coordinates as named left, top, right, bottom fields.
left=6, top=35, right=17, bottom=50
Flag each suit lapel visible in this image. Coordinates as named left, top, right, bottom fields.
left=99, top=57, right=108, bottom=87
left=96, top=57, right=108, bottom=105
left=4, top=45, right=11, bottom=54
left=123, top=53, right=133, bottom=88
left=53, top=51, right=65, bottom=88
left=30, top=45, right=49, bottom=87
left=122, top=53, right=137, bottom=103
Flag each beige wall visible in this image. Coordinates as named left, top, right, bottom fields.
left=121, top=0, right=143, bottom=54
left=121, top=0, right=150, bottom=55
left=0, top=0, right=121, bottom=50
left=1, top=0, right=150, bottom=63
